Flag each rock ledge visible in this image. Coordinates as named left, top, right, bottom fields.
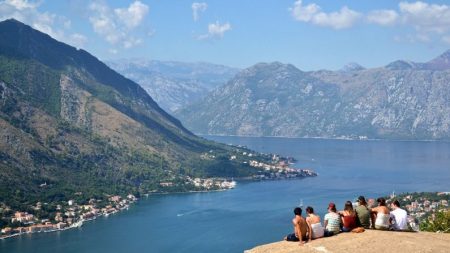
left=245, top=230, right=450, bottom=253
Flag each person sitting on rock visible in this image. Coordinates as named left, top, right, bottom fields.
left=305, top=206, right=324, bottom=239
left=355, top=196, right=371, bottom=228
left=340, top=201, right=357, bottom=232
left=323, top=202, right=340, bottom=236
left=284, top=207, right=309, bottom=245
left=371, top=197, right=390, bottom=230
left=390, top=200, right=408, bottom=231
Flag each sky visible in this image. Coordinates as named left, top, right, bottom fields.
left=1, top=0, right=450, bottom=70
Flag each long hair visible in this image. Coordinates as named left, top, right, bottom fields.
left=377, top=198, right=386, bottom=206
left=344, top=201, right=354, bottom=215
left=358, top=196, right=367, bottom=206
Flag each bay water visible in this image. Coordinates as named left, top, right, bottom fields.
left=1, top=137, right=449, bottom=252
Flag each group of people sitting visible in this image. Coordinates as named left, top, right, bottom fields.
left=284, top=196, right=409, bottom=245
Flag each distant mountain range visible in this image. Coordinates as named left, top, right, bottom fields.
left=175, top=51, right=450, bottom=140
left=0, top=19, right=264, bottom=208
left=106, top=59, right=239, bottom=112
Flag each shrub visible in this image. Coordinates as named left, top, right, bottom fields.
left=420, top=210, right=450, bottom=233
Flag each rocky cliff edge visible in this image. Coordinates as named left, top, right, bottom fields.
left=245, top=230, right=450, bottom=253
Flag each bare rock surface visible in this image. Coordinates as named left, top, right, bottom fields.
left=245, top=230, right=450, bottom=253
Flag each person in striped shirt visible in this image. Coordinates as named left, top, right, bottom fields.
left=323, top=202, right=341, bottom=236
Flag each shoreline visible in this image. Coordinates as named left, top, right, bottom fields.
left=1, top=175, right=317, bottom=241
left=199, top=134, right=450, bottom=143
left=0, top=205, right=129, bottom=240
left=1, top=219, right=84, bottom=240
left=0, top=188, right=232, bottom=240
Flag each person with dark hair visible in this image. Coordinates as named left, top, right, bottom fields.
left=371, top=197, right=390, bottom=230
left=340, top=201, right=357, bottom=232
left=305, top=206, right=324, bottom=239
left=284, top=207, right=309, bottom=244
left=390, top=200, right=408, bottom=230
left=323, top=202, right=340, bottom=236
left=355, top=196, right=371, bottom=228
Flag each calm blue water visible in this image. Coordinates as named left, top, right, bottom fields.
left=2, top=137, right=450, bottom=253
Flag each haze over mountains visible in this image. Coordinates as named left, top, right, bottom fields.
left=107, top=60, right=239, bottom=112
left=175, top=51, right=450, bottom=140
left=0, top=19, right=263, bottom=207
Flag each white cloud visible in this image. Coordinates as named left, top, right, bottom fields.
left=399, top=1, right=450, bottom=34
left=88, top=0, right=149, bottom=50
left=367, top=10, right=399, bottom=26
left=289, top=1, right=450, bottom=45
left=198, top=21, right=231, bottom=40
left=192, top=2, right=207, bottom=21
left=0, top=0, right=88, bottom=49
left=290, top=0, right=361, bottom=29
left=369, top=1, right=450, bottom=44
left=69, top=33, right=88, bottom=47
left=208, top=22, right=231, bottom=37
left=4, top=0, right=38, bottom=10
left=114, top=1, right=149, bottom=28
left=123, top=38, right=142, bottom=49
left=313, top=7, right=361, bottom=29
left=290, top=0, right=320, bottom=22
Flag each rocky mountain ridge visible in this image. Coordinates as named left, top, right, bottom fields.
left=106, top=59, right=239, bottom=112
left=0, top=19, right=264, bottom=209
left=175, top=51, right=450, bottom=140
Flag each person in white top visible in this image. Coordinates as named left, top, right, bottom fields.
left=390, top=200, right=408, bottom=230
left=371, top=198, right=390, bottom=230
left=305, top=206, right=324, bottom=240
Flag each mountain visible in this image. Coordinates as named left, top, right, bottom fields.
left=106, top=59, right=239, bottom=112
left=175, top=52, right=450, bottom=140
left=425, top=49, right=450, bottom=70
left=384, top=60, right=419, bottom=70
left=0, top=19, right=265, bottom=209
left=340, top=62, right=365, bottom=72
left=384, top=50, right=450, bottom=71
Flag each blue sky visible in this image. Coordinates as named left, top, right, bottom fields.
left=1, top=0, right=450, bottom=70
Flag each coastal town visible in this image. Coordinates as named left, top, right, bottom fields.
left=158, top=151, right=317, bottom=191
left=0, top=194, right=138, bottom=239
left=248, top=159, right=317, bottom=180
